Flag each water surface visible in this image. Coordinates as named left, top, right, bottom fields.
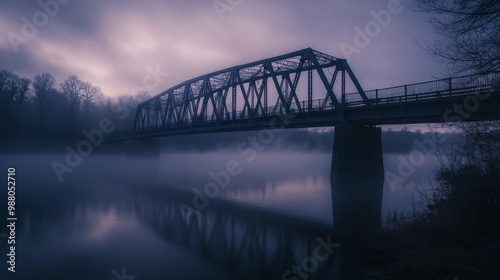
left=0, top=152, right=439, bottom=279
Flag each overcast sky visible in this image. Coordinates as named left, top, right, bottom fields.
left=0, top=0, right=446, bottom=99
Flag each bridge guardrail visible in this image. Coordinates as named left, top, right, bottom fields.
left=344, top=72, right=499, bottom=105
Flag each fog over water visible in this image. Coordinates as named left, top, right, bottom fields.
left=0, top=150, right=440, bottom=279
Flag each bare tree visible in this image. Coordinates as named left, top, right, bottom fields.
left=117, top=90, right=149, bottom=108
left=135, top=90, right=150, bottom=102
left=61, top=75, right=84, bottom=109
left=416, top=0, right=500, bottom=75
left=81, top=81, right=103, bottom=127
left=417, top=1, right=500, bottom=170
left=0, top=70, right=18, bottom=113
left=32, top=72, right=58, bottom=134
left=0, top=70, right=31, bottom=132
left=13, top=77, right=30, bottom=122
left=60, top=75, right=84, bottom=134
left=33, top=72, right=57, bottom=106
left=458, top=121, right=500, bottom=171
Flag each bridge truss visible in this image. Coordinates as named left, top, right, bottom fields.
left=131, top=48, right=500, bottom=137
left=133, top=48, right=367, bottom=134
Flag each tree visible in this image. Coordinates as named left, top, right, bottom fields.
left=32, top=72, right=58, bottom=135
left=81, top=81, right=103, bottom=127
left=416, top=0, right=500, bottom=169
left=13, top=77, right=30, bottom=122
left=416, top=0, right=500, bottom=75
left=110, top=90, right=151, bottom=131
left=417, top=0, right=500, bottom=165
left=456, top=121, right=500, bottom=172
left=61, top=75, right=84, bottom=109
left=33, top=72, right=57, bottom=107
left=116, top=90, right=150, bottom=108
left=60, top=75, right=84, bottom=134
left=0, top=70, right=31, bottom=133
left=0, top=70, right=18, bottom=126
left=417, top=1, right=500, bottom=243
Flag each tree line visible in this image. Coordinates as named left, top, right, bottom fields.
left=159, top=127, right=458, bottom=154
left=0, top=69, right=149, bottom=151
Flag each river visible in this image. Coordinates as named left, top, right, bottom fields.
left=0, top=151, right=441, bottom=279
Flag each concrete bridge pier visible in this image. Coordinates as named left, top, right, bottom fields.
left=126, top=138, right=160, bottom=158
left=331, top=124, right=384, bottom=241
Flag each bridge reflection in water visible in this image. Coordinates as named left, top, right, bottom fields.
left=126, top=153, right=380, bottom=279
left=6, top=153, right=390, bottom=279
left=131, top=184, right=341, bottom=279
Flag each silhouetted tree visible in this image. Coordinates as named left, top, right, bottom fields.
left=13, top=77, right=30, bottom=122
left=0, top=70, right=17, bottom=131
left=81, top=81, right=103, bottom=127
left=416, top=0, right=500, bottom=169
left=112, top=90, right=151, bottom=130
left=416, top=0, right=500, bottom=168
left=33, top=72, right=58, bottom=135
left=0, top=70, right=31, bottom=134
left=117, top=90, right=150, bottom=108
left=426, top=120, right=500, bottom=238
left=61, top=75, right=84, bottom=135
left=457, top=121, right=500, bottom=172
left=416, top=0, right=500, bottom=75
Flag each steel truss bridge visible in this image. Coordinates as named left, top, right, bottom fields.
left=132, top=48, right=500, bottom=138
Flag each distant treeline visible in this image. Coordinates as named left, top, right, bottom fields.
left=0, top=69, right=149, bottom=151
left=0, top=69, right=456, bottom=154
left=158, top=128, right=459, bottom=154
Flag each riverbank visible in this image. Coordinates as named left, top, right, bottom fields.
left=365, top=222, right=500, bottom=279
left=364, top=166, right=500, bottom=279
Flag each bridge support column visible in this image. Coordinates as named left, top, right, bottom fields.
left=331, top=124, right=384, bottom=241
left=126, top=138, right=160, bottom=158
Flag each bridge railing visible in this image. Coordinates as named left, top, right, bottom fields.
left=345, top=72, right=500, bottom=106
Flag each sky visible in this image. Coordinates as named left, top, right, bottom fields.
left=0, top=0, right=447, bottom=100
